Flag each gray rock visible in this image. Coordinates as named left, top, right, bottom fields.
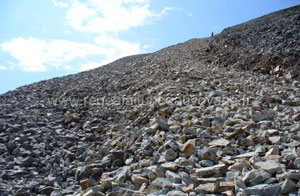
left=111, top=150, right=125, bottom=161
left=294, top=158, right=300, bottom=168
left=165, top=170, right=181, bottom=183
left=76, top=166, right=92, bottom=180
left=113, top=166, right=131, bottom=183
left=281, top=179, right=298, bottom=194
left=0, top=144, right=7, bottom=153
left=181, top=175, right=195, bottom=186
left=94, top=182, right=112, bottom=193
left=40, top=186, right=55, bottom=196
left=199, top=160, right=214, bottom=167
left=236, top=190, right=248, bottom=196
left=245, top=183, right=281, bottom=196
left=167, top=190, right=188, bottom=196
left=163, top=149, right=177, bottom=161
left=248, top=169, right=272, bottom=186
left=254, top=160, right=285, bottom=174
left=157, top=120, right=169, bottom=131
left=264, top=177, right=277, bottom=184
left=234, top=177, right=247, bottom=191
left=21, top=157, right=35, bottom=167
left=111, top=187, right=144, bottom=196
left=195, top=182, right=219, bottom=193
left=195, top=164, right=226, bottom=177
left=131, top=174, right=148, bottom=185
left=151, top=178, right=173, bottom=189
left=277, top=170, right=300, bottom=181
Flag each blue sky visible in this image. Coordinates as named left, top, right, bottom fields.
left=0, top=0, right=299, bottom=94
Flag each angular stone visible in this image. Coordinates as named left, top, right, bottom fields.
left=166, top=170, right=181, bottom=183
left=195, top=182, right=219, bottom=193
left=294, top=158, right=300, bottom=168
left=94, top=182, right=112, bottom=193
left=111, top=150, right=125, bottom=161
left=244, top=169, right=272, bottom=186
left=195, top=164, right=226, bottom=177
left=78, top=166, right=92, bottom=180
left=83, top=190, right=96, bottom=196
left=235, top=152, right=257, bottom=158
left=249, top=170, right=272, bottom=186
left=234, top=177, right=247, bottom=190
left=293, top=113, right=300, bottom=121
left=236, top=190, right=248, bottom=196
left=21, top=157, right=35, bottom=167
left=277, top=170, right=300, bottom=181
left=199, top=160, right=214, bottom=167
left=266, top=146, right=280, bottom=156
left=222, top=190, right=234, bottom=196
left=139, top=183, right=147, bottom=192
left=157, top=120, right=169, bottom=131
left=245, top=183, right=281, bottom=196
left=80, top=179, right=90, bottom=190
left=163, top=148, right=177, bottom=161
left=113, top=166, right=130, bottom=183
left=40, top=187, right=55, bottom=196
left=169, top=125, right=181, bottom=133
left=181, top=139, right=195, bottom=156
left=255, top=145, right=266, bottom=154
left=131, top=174, right=148, bottom=185
left=281, top=179, right=298, bottom=194
left=167, top=191, right=188, bottom=196
left=201, top=149, right=218, bottom=163
left=218, top=181, right=234, bottom=192
left=254, top=160, right=285, bottom=174
left=268, top=136, right=281, bottom=144
left=84, top=189, right=105, bottom=196
left=282, top=100, right=300, bottom=106
left=161, top=162, right=179, bottom=171
left=228, top=160, right=251, bottom=171
left=209, top=138, right=230, bottom=147
left=111, top=187, right=144, bottom=196
left=267, top=129, right=279, bottom=135
left=182, top=184, right=195, bottom=193
left=151, top=178, right=172, bottom=188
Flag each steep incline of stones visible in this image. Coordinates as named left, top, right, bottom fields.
left=212, top=5, right=300, bottom=79
left=0, top=5, right=300, bottom=196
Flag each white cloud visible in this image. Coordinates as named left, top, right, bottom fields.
left=1, top=0, right=171, bottom=72
left=81, top=36, right=141, bottom=71
left=64, top=65, right=72, bottom=70
left=66, top=0, right=170, bottom=34
left=95, top=36, right=141, bottom=57
left=81, top=62, right=103, bottom=71
left=1, top=37, right=142, bottom=72
left=53, top=0, right=68, bottom=7
left=0, top=65, right=7, bottom=70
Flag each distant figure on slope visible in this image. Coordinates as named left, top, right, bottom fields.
left=211, top=32, right=214, bottom=37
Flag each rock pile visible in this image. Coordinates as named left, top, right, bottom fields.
left=0, top=5, right=300, bottom=196
left=213, top=5, right=300, bottom=79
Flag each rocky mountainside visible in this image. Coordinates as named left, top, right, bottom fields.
left=0, top=5, right=300, bottom=196
left=212, top=5, right=300, bottom=79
